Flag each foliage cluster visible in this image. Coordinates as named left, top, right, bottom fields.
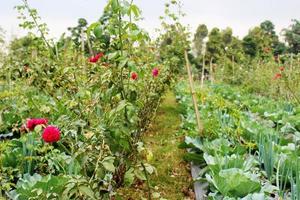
left=176, top=81, right=300, bottom=199
left=0, top=0, right=189, bottom=199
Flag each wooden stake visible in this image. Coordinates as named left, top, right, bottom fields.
left=201, top=54, right=205, bottom=88
left=232, top=55, right=235, bottom=78
left=184, top=50, right=203, bottom=136
left=81, top=29, right=85, bottom=53
left=290, top=54, right=293, bottom=69
left=86, top=33, right=94, bottom=56
left=210, top=57, right=214, bottom=83
left=55, top=43, right=59, bottom=60
left=289, top=54, right=293, bottom=81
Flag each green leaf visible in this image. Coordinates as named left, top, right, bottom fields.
left=119, top=58, right=128, bottom=68
left=34, top=125, right=43, bottom=133
left=134, top=169, right=146, bottom=180
left=184, top=136, right=202, bottom=150
left=124, top=168, right=135, bottom=186
left=241, top=193, right=266, bottom=200
left=108, top=51, right=119, bottom=60
left=152, top=192, right=160, bottom=198
left=79, top=185, right=96, bottom=199
left=87, top=22, right=100, bottom=36
left=101, top=156, right=115, bottom=172
left=206, top=168, right=261, bottom=197
left=183, top=152, right=204, bottom=164
left=202, top=138, right=232, bottom=156
left=129, top=5, right=140, bottom=17
left=111, top=0, right=118, bottom=11
left=8, top=174, right=69, bottom=200
left=93, top=25, right=103, bottom=39
left=144, top=163, right=155, bottom=174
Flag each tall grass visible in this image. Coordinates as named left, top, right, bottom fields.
left=215, top=56, right=300, bottom=104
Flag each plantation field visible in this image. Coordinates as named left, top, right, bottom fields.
left=176, top=81, right=300, bottom=199
left=1, top=0, right=300, bottom=199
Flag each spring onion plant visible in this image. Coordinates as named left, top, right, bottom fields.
left=289, top=158, right=300, bottom=200
left=258, top=133, right=278, bottom=180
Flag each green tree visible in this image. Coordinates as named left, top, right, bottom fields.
left=67, top=18, right=88, bottom=47
left=284, top=19, right=300, bottom=54
left=242, top=26, right=273, bottom=58
left=242, top=34, right=258, bottom=57
left=225, top=36, right=244, bottom=63
left=0, top=27, right=5, bottom=44
left=260, top=20, right=287, bottom=55
left=260, top=20, right=276, bottom=36
left=206, top=27, right=223, bottom=62
left=221, top=27, right=233, bottom=48
left=193, top=24, right=208, bottom=57
left=9, top=34, right=46, bottom=63
left=273, top=42, right=287, bottom=55
left=206, top=27, right=240, bottom=63
left=0, top=27, right=5, bottom=62
left=157, top=0, right=190, bottom=74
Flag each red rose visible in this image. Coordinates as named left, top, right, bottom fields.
left=279, top=66, right=285, bottom=71
left=89, top=52, right=104, bottom=63
left=131, top=72, right=138, bottom=80
left=26, top=118, right=48, bottom=131
left=42, top=126, right=61, bottom=143
left=273, top=73, right=282, bottom=80
left=152, top=68, right=159, bottom=77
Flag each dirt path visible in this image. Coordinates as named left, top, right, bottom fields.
left=117, top=92, right=194, bottom=199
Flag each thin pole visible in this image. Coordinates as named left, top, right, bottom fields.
left=210, top=57, right=214, bottom=83
left=201, top=54, right=205, bottom=88
left=184, top=50, right=203, bottom=136
left=81, top=29, right=85, bottom=53
left=232, top=55, right=235, bottom=79
left=86, top=33, right=94, bottom=56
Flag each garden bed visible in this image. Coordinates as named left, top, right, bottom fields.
left=176, top=81, right=300, bottom=199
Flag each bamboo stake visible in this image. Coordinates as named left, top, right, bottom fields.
left=55, top=43, right=59, bottom=60
left=31, top=49, right=37, bottom=61
left=81, top=29, right=85, bottom=53
left=232, top=55, right=235, bottom=79
left=184, top=50, right=203, bottom=136
left=290, top=54, right=293, bottom=69
left=210, top=57, right=214, bottom=83
left=86, top=33, right=94, bottom=56
left=201, top=54, right=205, bottom=88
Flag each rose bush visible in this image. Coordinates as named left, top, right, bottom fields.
left=0, top=0, right=188, bottom=198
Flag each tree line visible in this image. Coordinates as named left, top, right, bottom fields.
left=192, top=20, right=300, bottom=66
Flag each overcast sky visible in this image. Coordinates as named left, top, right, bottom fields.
left=1, top=0, right=300, bottom=41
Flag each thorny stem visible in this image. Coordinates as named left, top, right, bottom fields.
left=22, top=0, right=55, bottom=57
left=128, top=0, right=133, bottom=55
left=89, top=140, right=104, bottom=183
left=116, top=0, right=124, bottom=97
left=117, top=0, right=124, bottom=57
left=116, top=0, right=130, bottom=124
left=141, top=162, right=152, bottom=200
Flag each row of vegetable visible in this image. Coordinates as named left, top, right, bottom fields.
left=176, top=81, right=300, bottom=199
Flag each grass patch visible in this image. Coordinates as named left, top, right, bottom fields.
left=117, top=91, right=194, bottom=199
